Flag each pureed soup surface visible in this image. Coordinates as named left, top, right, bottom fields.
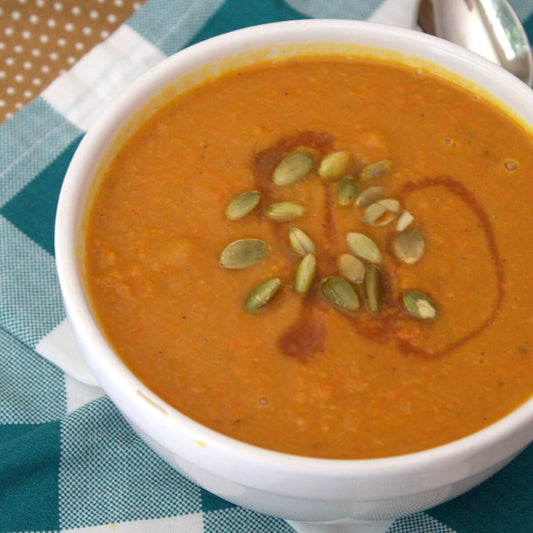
left=85, top=56, right=533, bottom=458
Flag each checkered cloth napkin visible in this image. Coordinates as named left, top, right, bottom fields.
left=1, top=0, right=532, bottom=531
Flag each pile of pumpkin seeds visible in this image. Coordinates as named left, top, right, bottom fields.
left=219, top=148, right=437, bottom=320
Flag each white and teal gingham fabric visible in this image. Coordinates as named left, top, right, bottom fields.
left=1, top=1, right=532, bottom=532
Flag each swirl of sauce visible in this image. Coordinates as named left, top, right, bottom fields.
left=252, top=133, right=505, bottom=361
left=254, top=131, right=334, bottom=361
left=393, top=177, right=505, bottom=358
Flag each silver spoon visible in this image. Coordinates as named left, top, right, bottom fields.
left=417, top=0, right=533, bottom=85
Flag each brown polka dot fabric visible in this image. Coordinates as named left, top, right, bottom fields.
left=0, top=0, right=145, bottom=122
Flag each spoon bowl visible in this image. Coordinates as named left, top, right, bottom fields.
left=418, top=0, right=533, bottom=85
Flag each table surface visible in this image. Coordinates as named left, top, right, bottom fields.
left=0, top=1, right=531, bottom=531
left=0, top=0, right=145, bottom=122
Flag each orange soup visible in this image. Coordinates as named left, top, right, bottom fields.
left=85, top=57, right=533, bottom=458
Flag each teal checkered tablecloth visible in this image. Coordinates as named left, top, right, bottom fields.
left=1, top=1, right=532, bottom=532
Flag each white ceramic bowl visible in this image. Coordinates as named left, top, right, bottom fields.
left=55, top=19, right=533, bottom=525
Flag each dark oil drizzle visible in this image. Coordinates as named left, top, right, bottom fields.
left=393, top=177, right=505, bottom=358
left=252, top=134, right=504, bottom=361
left=253, top=130, right=335, bottom=187
left=278, top=293, right=327, bottom=361
left=253, top=131, right=335, bottom=361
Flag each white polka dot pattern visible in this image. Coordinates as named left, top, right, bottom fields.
left=0, top=0, right=145, bottom=121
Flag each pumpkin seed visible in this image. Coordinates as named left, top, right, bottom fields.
left=360, top=159, right=392, bottom=181
left=336, top=176, right=358, bottom=206
left=245, top=278, right=282, bottom=310
left=392, top=230, right=425, bottom=264
left=318, top=150, right=351, bottom=180
left=402, top=290, right=437, bottom=319
left=396, top=209, right=414, bottom=232
left=266, top=201, right=306, bottom=222
left=365, top=264, right=381, bottom=313
left=288, top=226, right=315, bottom=255
left=363, top=199, right=400, bottom=226
left=272, top=151, right=314, bottom=186
left=225, top=190, right=261, bottom=220
left=378, top=198, right=400, bottom=212
left=337, top=253, right=365, bottom=283
left=294, top=254, right=316, bottom=293
left=220, top=238, right=268, bottom=269
left=355, top=185, right=384, bottom=208
left=321, top=276, right=360, bottom=311
left=346, top=232, right=382, bottom=263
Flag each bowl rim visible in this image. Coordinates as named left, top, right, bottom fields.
left=55, top=18, right=533, bottom=479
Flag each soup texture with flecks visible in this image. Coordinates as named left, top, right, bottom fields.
left=85, top=57, right=533, bottom=458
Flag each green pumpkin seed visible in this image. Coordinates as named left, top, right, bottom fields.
left=363, top=199, right=400, bottom=226
left=273, top=152, right=314, bottom=186
left=402, top=290, right=437, bottom=319
left=346, top=232, right=382, bottom=263
left=245, top=278, right=282, bottom=310
left=288, top=226, right=315, bottom=255
left=355, top=186, right=384, bottom=208
left=392, top=230, right=425, bottom=264
left=318, top=151, right=351, bottom=180
left=220, top=238, right=269, bottom=269
left=266, top=201, right=306, bottom=222
left=365, top=264, right=381, bottom=313
left=336, top=176, right=358, bottom=206
left=294, top=253, right=316, bottom=293
left=337, top=253, right=365, bottom=283
left=225, top=190, right=261, bottom=220
left=321, top=276, right=360, bottom=311
left=360, top=159, right=392, bottom=181
left=396, top=209, right=414, bottom=232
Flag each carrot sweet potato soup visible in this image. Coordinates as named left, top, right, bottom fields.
left=85, top=56, right=533, bottom=458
